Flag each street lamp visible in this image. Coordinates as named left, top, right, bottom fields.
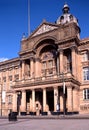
left=62, top=72, right=66, bottom=115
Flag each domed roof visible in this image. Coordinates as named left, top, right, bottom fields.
left=56, top=3, right=78, bottom=25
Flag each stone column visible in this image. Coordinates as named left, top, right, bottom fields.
left=59, top=49, right=64, bottom=73
left=22, top=60, right=25, bottom=79
left=35, top=58, right=40, bottom=78
left=67, top=87, right=73, bottom=112
left=54, top=87, right=58, bottom=112
left=60, top=91, right=63, bottom=112
left=20, top=90, right=26, bottom=112
left=30, top=58, right=35, bottom=78
left=13, top=91, right=17, bottom=112
left=43, top=88, right=46, bottom=112
left=73, top=88, right=79, bottom=112
left=32, top=89, right=35, bottom=112
left=71, top=46, right=76, bottom=77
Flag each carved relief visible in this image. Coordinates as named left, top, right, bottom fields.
left=41, top=52, right=53, bottom=60
left=33, top=24, right=57, bottom=37
left=41, top=49, right=57, bottom=60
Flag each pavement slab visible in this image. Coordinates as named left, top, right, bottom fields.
left=0, top=119, right=89, bottom=130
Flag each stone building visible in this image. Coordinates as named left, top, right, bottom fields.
left=0, top=4, right=89, bottom=116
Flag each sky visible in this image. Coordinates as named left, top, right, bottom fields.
left=0, top=0, right=89, bottom=61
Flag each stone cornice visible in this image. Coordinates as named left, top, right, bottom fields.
left=0, top=58, right=20, bottom=71
left=12, top=76, right=81, bottom=90
left=79, top=37, right=89, bottom=45
left=0, top=57, right=20, bottom=65
left=57, top=36, right=80, bottom=48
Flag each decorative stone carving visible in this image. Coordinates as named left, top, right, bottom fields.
left=33, top=24, right=57, bottom=37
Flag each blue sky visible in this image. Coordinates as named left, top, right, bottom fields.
left=0, top=0, right=89, bottom=61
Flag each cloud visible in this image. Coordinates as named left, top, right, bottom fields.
left=0, top=58, right=8, bottom=62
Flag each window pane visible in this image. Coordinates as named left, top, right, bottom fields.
left=8, top=95, right=12, bottom=104
left=83, top=67, right=89, bottom=80
left=42, top=62, right=46, bottom=69
left=48, top=60, right=53, bottom=68
left=83, top=89, right=89, bottom=100
left=82, top=53, right=88, bottom=61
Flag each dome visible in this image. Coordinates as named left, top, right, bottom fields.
left=56, top=3, right=78, bottom=25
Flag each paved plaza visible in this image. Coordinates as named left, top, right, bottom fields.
left=0, top=118, right=89, bottom=130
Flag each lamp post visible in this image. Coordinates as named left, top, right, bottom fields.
left=62, top=72, right=66, bottom=115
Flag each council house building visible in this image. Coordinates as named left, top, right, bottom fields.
left=0, top=4, right=89, bottom=116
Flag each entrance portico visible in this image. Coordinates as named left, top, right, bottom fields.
left=12, top=80, right=79, bottom=115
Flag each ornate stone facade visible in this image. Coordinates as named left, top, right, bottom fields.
left=0, top=4, right=89, bottom=116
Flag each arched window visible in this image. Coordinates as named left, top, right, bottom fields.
left=41, top=49, right=57, bottom=76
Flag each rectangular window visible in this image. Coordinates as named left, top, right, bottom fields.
left=82, top=52, right=88, bottom=62
left=14, top=74, right=19, bottom=81
left=9, top=75, right=12, bottom=81
left=83, top=88, right=89, bottom=100
left=15, top=67, right=19, bottom=74
left=42, top=62, right=46, bottom=69
left=83, top=67, right=89, bottom=80
left=3, top=83, right=6, bottom=90
left=3, top=77, right=6, bottom=82
left=48, top=60, right=53, bottom=68
left=8, top=95, right=12, bottom=104
left=9, top=81, right=12, bottom=89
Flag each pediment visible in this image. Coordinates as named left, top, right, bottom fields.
left=32, top=23, right=58, bottom=37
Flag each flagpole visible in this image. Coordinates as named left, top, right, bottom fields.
left=28, top=0, right=30, bottom=36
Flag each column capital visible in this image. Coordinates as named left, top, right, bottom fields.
left=31, top=88, right=35, bottom=91
left=30, top=57, right=35, bottom=61
left=21, top=89, right=26, bottom=93
left=35, top=57, right=41, bottom=62
left=67, top=85, right=72, bottom=89
left=58, top=48, right=63, bottom=53
left=71, top=45, right=77, bottom=51
left=21, top=60, right=25, bottom=63
left=53, top=86, right=58, bottom=89
left=43, top=87, right=46, bottom=90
